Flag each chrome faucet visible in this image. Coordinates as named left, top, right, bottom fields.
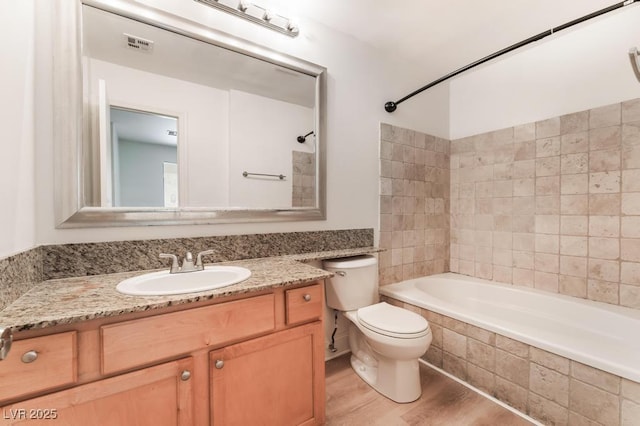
left=159, top=250, right=215, bottom=274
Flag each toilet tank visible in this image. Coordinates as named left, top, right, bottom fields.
left=322, top=255, right=378, bottom=311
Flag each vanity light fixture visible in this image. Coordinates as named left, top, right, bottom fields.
left=194, top=0, right=300, bottom=37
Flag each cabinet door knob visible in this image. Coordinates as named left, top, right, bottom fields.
left=303, top=294, right=311, bottom=302
left=21, top=350, right=38, bottom=364
left=180, top=370, right=191, bottom=381
left=215, top=359, right=224, bottom=369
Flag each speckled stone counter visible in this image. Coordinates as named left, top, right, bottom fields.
left=0, top=247, right=380, bottom=332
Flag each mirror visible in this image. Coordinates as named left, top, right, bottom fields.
left=53, top=0, right=326, bottom=227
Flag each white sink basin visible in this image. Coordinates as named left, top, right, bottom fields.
left=116, top=266, right=252, bottom=296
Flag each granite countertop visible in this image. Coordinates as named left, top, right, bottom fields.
left=0, top=247, right=380, bottom=332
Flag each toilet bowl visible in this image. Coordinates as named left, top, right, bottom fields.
left=323, top=256, right=432, bottom=403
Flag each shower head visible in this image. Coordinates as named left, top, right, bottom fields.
left=297, top=131, right=314, bottom=143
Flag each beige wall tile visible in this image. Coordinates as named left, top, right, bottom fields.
left=442, top=316, right=467, bottom=334
left=467, top=363, right=495, bottom=395
left=588, top=258, right=620, bottom=282
left=536, top=195, right=560, bottom=214
left=621, top=261, right=640, bottom=285
left=536, top=157, right=561, bottom=176
left=515, top=123, right=536, bottom=142
left=622, top=379, right=640, bottom=404
left=622, top=217, right=640, bottom=238
left=496, top=335, right=529, bottom=358
left=588, top=215, right=620, bottom=237
left=513, top=196, right=535, bottom=215
left=465, top=324, right=496, bottom=345
left=561, top=132, right=589, bottom=154
left=621, top=238, right=640, bottom=262
left=528, top=392, right=569, bottom=426
left=623, top=145, right=640, bottom=169
left=537, top=117, right=561, bottom=138
left=590, top=126, right=621, bottom=151
left=560, top=215, right=588, bottom=236
left=561, top=153, right=589, bottom=174
left=571, top=361, right=620, bottom=394
left=560, top=256, right=587, bottom=278
left=589, top=193, right=621, bottom=215
left=535, top=271, right=559, bottom=292
left=588, top=279, right=619, bottom=304
left=496, top=349, right=529, bottom=388
left=570, top=379, right=620, bottom=425
left=467, top=339, right=495, bottom=372
left=560, top=236, right=588, bottom=256
left=589, top=149, right=620, bottom=173
left=590, top=103, right=621, bottom=129
left=495, top=376, right=528, bottom=413
left=513, top=268, right=534, bottom=287
left=536, top=176, right=560, bottom=196
left=622, top=193, right=640, bottom=215
left=588, top=237, right=619, bottom=260
left=620, top=285, right=640, bottom=309
left=514, top=141, right=536, bottom=161
left=561, top=174, right=588, bottom=195
left=622, top=399, right=640, bottom=426
left=568, top=412, right=601, bottom=426
left=537, top=137, right=561, bottom=158
left=561, top=111, right=589, bottom=135
left=442, top=352, right=467, bottom=380
left=530, top=348, right=570, bottom=374
left=530, top=363, right=569, bottom=406
left=622, top=99, right=640, bottom=123
left=561, top=194, right=588, bottom=215
left=559, top=275, right=587, bottom=298
left=535, top=215, right=560, bottom=234
left=513, top=178, right=535, bottom=196
left=622, top=169, right=640, bottom=192
left=513, top=233, right=535, bottom=251
left=536, top=234, right=559, bottom=254
left=493, top=265, right=513, bottom=283
left=589, top=171, right=621, bottom=194
left=535, top=253, right=559, bottom=273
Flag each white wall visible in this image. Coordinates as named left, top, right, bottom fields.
left=0, top=1, right=36, bottom=258
left=228, top=90, right=313, bottom=208
left=33, top=0, right=449, bottom=245
left=450, top=5, right=640, bottom=139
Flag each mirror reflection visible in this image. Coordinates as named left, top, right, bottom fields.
left=82, top=4, right=318, bottom=211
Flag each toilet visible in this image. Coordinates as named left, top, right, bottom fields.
left=322, top=255, right=432, bottom=403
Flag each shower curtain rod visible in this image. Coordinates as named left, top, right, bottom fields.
left=384, top=0, right=640, bottom=113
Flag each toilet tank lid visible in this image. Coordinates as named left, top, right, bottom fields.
left=323, top=255, right=377, bottom=269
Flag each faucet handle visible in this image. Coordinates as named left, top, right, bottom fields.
left=159, top=253, right=179, bottom=273
left=196, top=250, right=215, bottom=268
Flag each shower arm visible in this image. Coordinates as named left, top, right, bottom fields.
left=297, top=131, right=314, bottom=143
left=384, top=0, right=640, bottom=113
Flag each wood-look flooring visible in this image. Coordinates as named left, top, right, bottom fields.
left=325, top=355, right=534, bottom=426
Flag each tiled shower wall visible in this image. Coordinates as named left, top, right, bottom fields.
left=379, top=124, right=450, bottom=286
left=450, top=98, right=640, bottom=309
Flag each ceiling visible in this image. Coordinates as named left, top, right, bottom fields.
left=261, top=0, right=621, bottom=82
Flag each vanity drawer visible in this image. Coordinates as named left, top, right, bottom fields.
left=285, top=283, right=323, bottom=325
left=0, top=331, right=77, bottom=402
left=101, top=293, right=275, bottom=374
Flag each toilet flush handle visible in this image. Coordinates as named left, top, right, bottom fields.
left=335, top=271, right=346, bottom=277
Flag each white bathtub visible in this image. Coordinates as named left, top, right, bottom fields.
left=379, top=273, right=640, bottom=382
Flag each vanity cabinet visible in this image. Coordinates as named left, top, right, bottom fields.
left=1, top=358, right=194, bottom=425
left=0, top=282, right=325, bottom=425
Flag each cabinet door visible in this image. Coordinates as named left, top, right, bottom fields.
left=210, top=322, right=325, bottom=426
left=1, top=357, right=194, bottom=425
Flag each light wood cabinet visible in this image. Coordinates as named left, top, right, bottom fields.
left=1, top=358, right=194, bottom=425
left=210, top=322, right=324, bottom=426
left=0, top=282, right=324, bottom=426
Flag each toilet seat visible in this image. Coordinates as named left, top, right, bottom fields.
left=356, top=302, right=429, bottom=339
